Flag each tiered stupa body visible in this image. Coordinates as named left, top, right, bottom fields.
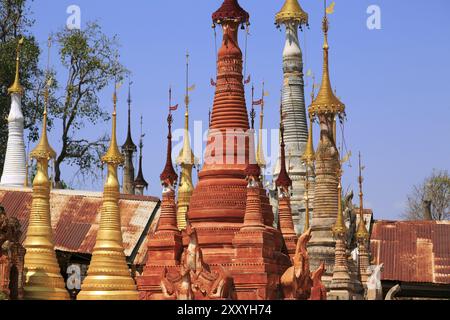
left=121, top=84, right=137, bottom=195
left=273, top=0, right=314, bottom=235
left=187, top=0, right=252, bottom=264
left=77, top=89, right=138, bottom=300
left=137, top=112, right=182, bottom=300
left=275, top=127, right=297, bottom=257
left=1, top=39, right=27, bottom=187
left=307, top=12, right=345, bottom=287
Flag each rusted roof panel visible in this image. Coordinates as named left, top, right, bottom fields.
left=371, top=220, right=450, bottom=284
left=0, top=187, right=160, bottom=265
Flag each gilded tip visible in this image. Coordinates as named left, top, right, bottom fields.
left=8, top=37, right=25, bottom=95
left=275, top=0, right=308, bottom=26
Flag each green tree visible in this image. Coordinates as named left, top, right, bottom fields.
left=0, top=0, right=44, bottom=174
left=51, top=22, right=126, bottom=188
left=404, top=170, right=450, bottom=221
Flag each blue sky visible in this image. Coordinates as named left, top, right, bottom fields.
left=28, top=0, right=450, bottom=220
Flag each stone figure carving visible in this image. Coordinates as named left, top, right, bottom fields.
left=343, top=190, right=357, bottom=251
left=161, top=266, right=194, bottom=300
left=280, top=228, right=312, bottom=300
left=367, top=263, right=384, bottom=300
left=160, top=225, right=232, bottom=300
left=309, top=262, right=327, bottom=300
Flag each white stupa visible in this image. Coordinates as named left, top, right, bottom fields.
left=1, top=38, right=27, bottom=187
left=272, top=0, right=314, bottom=235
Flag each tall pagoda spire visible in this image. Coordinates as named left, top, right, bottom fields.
left=187, top=0, right=251, bottom=261
left=1, top=37, right=27, bottom=187
left=273, top=0, right=312, bottom=236
left=78, top=82, right=138, bottom=300
left=121, top=80, right=137, bottom=195
left=329, top=164, right=357, bottom=299
left=255, top=83, right=267, bottom=170
left=23, top=39, right=69, bottom=300
left=276, top=114, right=297, bottom=257
left=307, top=0, right=347, bottom=290
left=133, top=116, right=148, bottom=196
left=356, top=152, right=370, bottom=286
left=136, top=102, right=183, bottom=299
left=161, top=88, right=178, bottom=188
left=176, top=52, right=198, bottom=230
left=158, top=104, right=179, bottom=231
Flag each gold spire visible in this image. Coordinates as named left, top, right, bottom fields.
left=78, top=82, right=138, bottom=300
left=23, top=37, right=69, bottom=301
left=309, top=4, right=345, bottom=116
left=102, top=84, right=125, bottom=165
left=8, top=37, right=25, bottom=95
left=302, top=115, right=315, bottom=164
left=256, top=83, right=266, bottom=168
left=332, top=165, right=347, bottom=237
left=30, top=78, right=56, bottom=161
left=176, top=52, right=197, bottom=231
left=176, top=51, right=197, bottom=166
left=275, top=0, right=308, bottom=26
left=356, top=152, right=369, bottom=240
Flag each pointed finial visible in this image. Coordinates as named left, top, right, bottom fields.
left=8, top=37, right=25, bottom=95
left=134, top=115, right=148, bottom=190
left=309, top=0, right=345, bottom=117
left=302, top=114, right=315, bottom=164
left=332, top=165, right=347, bottom=237
left=276, top=108, right=292, bottom=193
left=323, top=0, right=329, bottom=47
left=256, top=81, right=267, bottom=168
left=122, top=79, right=137, bottom=151
left=177, top=57, right=198, bottom=167
left=102, top=78, right=125, bottom=165
left=30, top=36, right=56, bottom=161
left=185, top=50, right=190, bottom=110
left=356, top=152, right=369, bottom=240
left=310, top=73, right=316, bottom=103
left=161, top=88, right=178, bottom=188
left=250, top=84, right=256, bottom=129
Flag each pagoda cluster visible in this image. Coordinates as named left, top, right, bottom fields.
left=0, top=0, right=374, bottom=301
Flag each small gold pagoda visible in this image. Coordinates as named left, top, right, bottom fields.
left=23, top=61, right=69, bottom=300
left=77, top=85, right=138, bottom=300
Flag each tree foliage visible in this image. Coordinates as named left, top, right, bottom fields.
left=51, top=22, right=126, bottom=188
left=404, top=170, right=450, bottom=221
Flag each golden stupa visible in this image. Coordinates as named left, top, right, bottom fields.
left=77, top=85, right=139, bottom=300
left=23, top=42, right=69, bottom=299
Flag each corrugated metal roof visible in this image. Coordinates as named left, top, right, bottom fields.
left=0, top=187, right=160, bottom=265
left=371, top=220, right=450, bottom=285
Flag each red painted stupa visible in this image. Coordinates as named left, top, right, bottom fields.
left=187, top=0, right=252, bottom=261
left=138, top=0, right=298, bottom=300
